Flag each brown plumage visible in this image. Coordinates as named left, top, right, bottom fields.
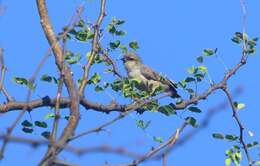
left=122, top=52, right=180, bottom=98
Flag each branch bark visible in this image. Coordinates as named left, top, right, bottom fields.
left=36, top=0, right=80, bottom=165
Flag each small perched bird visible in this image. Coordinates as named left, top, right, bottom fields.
left=121, top=52, right=180, bottom=98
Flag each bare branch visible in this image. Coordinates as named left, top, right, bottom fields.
left=70, top=110, right=133, bottom=141
left=53, top=159, right=80, bottom=166
left=222, top=87, right=252, bottom=166
left=0, top=108, right=27, bottom=159
left=117, top=122, right=187, bottom=166
left=152, top=86, right=243, bottom=160
left=0, top=48, right=14, bottom=102
left=79, top=0, right=106, bottom=96
left=102, top=51, right=123, bottom=78
left=36, top=0, right=82, bottom=165
left=0, top=135, right=142, bottom=159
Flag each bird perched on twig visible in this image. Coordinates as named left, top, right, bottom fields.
left=121, top=52, right=180, bottom=98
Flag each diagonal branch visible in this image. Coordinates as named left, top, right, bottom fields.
left=117, top=122, right=188, bottom=166
left=222, top=87, right=252, bottom=166
left=79, top=0, right=106, bottom=96
left=36, top=0, right=81, bottom=165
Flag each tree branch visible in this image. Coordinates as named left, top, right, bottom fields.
left=36, top=0, right=81, bottom=165
left=79, top=0, right=106, bottom=96
left=117, top=122, right=188, bottom=166
left=222, top=87, right=252, bottom=166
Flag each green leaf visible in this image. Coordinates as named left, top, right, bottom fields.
left=194, top=73, right=205, bottom=82
left=198, top=65, right=208, bottom=73
left=185, top=117, right=197, bottom=127
left=246, top=141, right=258, bottom=149
left=41, top=74, right=52, bottom=82
left=212, top=133, right=225, bottom=139
left=247, top=48, right=256, bottom=55
left=185, top=77, right=195, bottom=82
left=235, top=32, right=243, bottom=39
left=186, top=88, right=194, bottom=94
left=75, top=30, right=88, bottom=41
left=225, top=134, right=238, bottom=141
left=119, top=44, right=128, bottom=54
left=188, top=106, right=202, bottom=113
left=41, top=74, right=58, bottom=84
left=196, top=56, right=203, bottom=63
left=158, top=105, right=176, bottom=116
left=112, top=17, right=125, bottom=25
left=77, top=78, right=83, bottom=86
left=153, top=136, right=163, bottom=143
left=65, top=52, right=81, bottom=65
left=21, top=120, right=33, bottom=127
left=235, top=151, right=242, bottom=163
left=69, top=29, right=77, bottom=35
left=111, top=79, right=122, bottom=92
left=129, top=41, right=139, bottom=50
left=34, top=121, right=48, bottom=128
left=41, top=131, right=50, bottom=139
left=85, top=51, right=91, bottom=60
left=13, top=77, right=28, bottom=85
left=107, top=24, right=116, bottom=34
left=203, top=48, right=215, bottom=56
left=115, top=30, right=126, bottom=36
left=231, top=37, right=241, bottom=44
left=87, top=32, right=94, bottom=39
left=109, top=40, right=120, bottom=49
left=88, top=73, right=101, bottom=85
left=242, top=32, right=248, bottom=41
left=187, top=66, right=197, bottom=74
left=178, top=80, right=187, bottom=88
left=94, top=55, right=104, bottom=64
left=233, top=145, right=240, bottom=150
left=248, top=40, right=257, bottom=47
left=76, top=19, right=84, bottom=27
left=136, top=120, right=151, bottom=130
left=13, top=77, right=35, bottom=90
left=233, top=102, right=245, bottom=110
left=44, top=113, right=55, bottom=120
left=94, top=85, right=104, bottom=92
left=145, top=100, right=159, bottom=112
left=226, top=149, right=233, bottom=156
left=255, top=161, right=260, bottom=165
left=225, top=158, right=232, bottom=166
left=22, top=127, right=33, bottom=134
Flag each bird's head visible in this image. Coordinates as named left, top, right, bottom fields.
left=121, top=52, right=142, bottom=64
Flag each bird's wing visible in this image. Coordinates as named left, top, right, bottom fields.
left=140, top=65, right=177, bottom=88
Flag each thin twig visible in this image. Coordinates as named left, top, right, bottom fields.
left=117, top=122, right=187, bottom=166
left=53, top=159, right=80, bottom=166
left=102, top=51, right=123, bottom=78
left=0, top=110, right=26, bottom=159
left=0, top=134, right=142, bottom=159
left=36, top=1, right=82, bottom=165
left=79, top=0, right=106, bottom=96
left=162, top=153, right=167, bottom=166
left=70, top=110, right=133, bottom=141
left=0, top=48, right=14, bottom=102
left=222, top=87, right=252, bottom=166
left=152, top=86, right=243, bottom=160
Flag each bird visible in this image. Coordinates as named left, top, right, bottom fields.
left=121, top=52, right=180, bottom=98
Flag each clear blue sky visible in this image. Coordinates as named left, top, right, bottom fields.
left=0, top=0, right=259, bottom=165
